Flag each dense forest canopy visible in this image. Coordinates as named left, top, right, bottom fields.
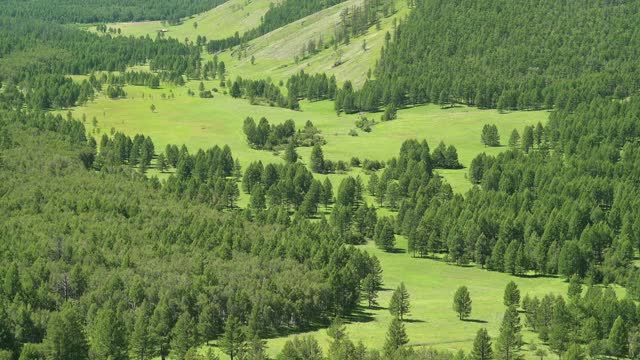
left=0, top=0, right=227, bottom=23
left=339, top=0, right=640, bottom=113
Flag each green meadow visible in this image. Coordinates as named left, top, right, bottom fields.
left=72, top=82, right=547, bottom=193
left=203, top=236, right=627, bottom=359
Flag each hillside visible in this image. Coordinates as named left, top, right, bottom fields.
left=218, top=0, right=409, bottom=87
left=100, top=0, right=272, bottom=41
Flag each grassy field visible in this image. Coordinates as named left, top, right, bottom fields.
left=71, top=81, right=547, bottom=193
left=92, top=0, right=409, bottom=87
left=92, top=0, right=272, bottom=41
left=215, top=0, right=411, bottom=87
left=200, top=236, right=627, bottom=359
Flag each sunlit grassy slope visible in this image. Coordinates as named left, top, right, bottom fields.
left=71, top=80, right=546, bottom=193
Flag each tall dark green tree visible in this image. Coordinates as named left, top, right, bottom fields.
left=470, top=328, right=493, bottom=360
left=90, top=307, right=128, bottom=360
left=310, top=144, right=325, bottom=173
left=220, top=316, right=245, bottom=360
left=44, top=304, right=89, bottom=360
left=171, top=312, right=198, bottom=360
left=383, top=318, right=408, bottom=357
left=503, top=281, right=520, bottom=308
left=389, top=282, right=410, bottom=321
left=495, top=306, right=522, bottom=360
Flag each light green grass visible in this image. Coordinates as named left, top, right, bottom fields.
left=92, top=0, right=272, bottom=41
left=215, top=0, right=410, bottom=87
left=71, top=81, right=546, bottom=193
left=200, top=236, right=627, bottom=359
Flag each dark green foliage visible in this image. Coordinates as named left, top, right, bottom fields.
left=471, top=328, right=493, bottom=360
left=350, top=0, right=640, bottom=112
left=0, top=0, right=227, bottom=23
left=481, top=124, right=500, bottom=147
left=503, top=282, right=520, bottom=308
left=310, top=144, right=325, bottom=174
left=43, top=303, right=89, bottom=360
left=90, top=307, right=128, bottom=360
left=244, top=117, right=323, bottom=150
left=389, top=282, right=410, bottom=321
left=383, top=318, right=408, bottom=357
left=453, top=286, right=472, bottom=320
left=608, top=316, right=628, bottom=357
left=495, top=306, right=522, bottom=360
left=278, top=336, right=323, bottom=360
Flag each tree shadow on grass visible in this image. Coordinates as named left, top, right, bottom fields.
left=386, top=247, right=406, bottom=254
left=344, top=307, right=376, bottom=324
left=403, top=318, right=425, bottom=323
left=462, top=318, right=488, bottom=324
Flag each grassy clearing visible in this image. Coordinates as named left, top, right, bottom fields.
left=215, top=0, right=411, bottom=87
left=201, top=236, right=627, bottom=359
left=91, top=0, right=271, bottom=41
left=71, top=81, right=547, bottom=193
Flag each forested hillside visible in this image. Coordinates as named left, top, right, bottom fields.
left=0, top=109, right=380, bottom=359
left=339, top=0, right=640, bottom=113
left=0, top=0, right=227, bottom=23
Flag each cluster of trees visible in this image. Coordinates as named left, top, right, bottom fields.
left=96, top=132, right=155, bottom=171
left=0, top=17, right=205, bottom=108
left=388, top=98, right=640, bottom=290
left=521, top=277, right=640, bottom=358
left=0, top=107, right=382, bottom=360
left=206, top=0, right=346, bottom=53
left=340, top=0, right=640, bottom=113
left=287, top=71, right=338, bottom=103
left=0, top=0, right=227, bottom=23
left=230, top=77, right=292, bottom=108
left=243, top=117, right=324, bottom=150
left=480, top=124, right=500, bottom=147
left=333, top=0, right=396, bottom=46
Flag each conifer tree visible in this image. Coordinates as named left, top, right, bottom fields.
left=470, top=328, right=493, bottom=360
left=389, top=282, right=410, bottom=320
left=221, top=316, right=245, bottom=360
left=171, top=312, right=198, bottom=360
left=383, top=318, right=408, bottom=357
left=503, top=281, right=521, bottom=307
left=608, top=316, right=628, bottom=357
left=495, top=306, right=522, bottom=360
left=130, top=303, right=151, bottom=360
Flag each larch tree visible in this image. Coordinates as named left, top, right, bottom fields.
left=470, top=328, right=493, bottom=360
left=389, top=282, right=410, bottom=321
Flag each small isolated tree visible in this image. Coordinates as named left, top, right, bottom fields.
left=481, top=124, right=500, bottom=147
left=470, top=328, right=493, bottom=360
left=251, top=55, right=256, bottom=65
left=383, top=318, right=408, bottom=357
left=504, top=281, right=521, bottom=308
left=389, top=282, right=410, bottom=321
left=362, top=274, right=379, bottom=308
left=157, top=153, right=168, bottom=172
left=453, top=286, right=472, bottom=320
left=150, top=104, right=156, bottom=113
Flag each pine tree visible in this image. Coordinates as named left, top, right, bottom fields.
left=321, top=178, right=333, bottom=209
left=453, top=286, right=472, bottom=320
left=283, top=142, right=298, bottom=163
left=310, top=144, right=325, bottom=173
left=508, top=129, right=520, bottom=149
left=220, top=316, right=245, bottom=360
left=157, top=153, right=168, bottom=172
left=249, top=185, right=266, bottom=210
left=503, top=281, right=521, bottom=307
left=383, top=318, right=409, bottom=357
left=130, top=303, right=151, bottom=360
left=44, top=304, right=89, bottom=360
left=91, top=307, right=128, bottom=360
left=171, top=312, right=198, bottom=360
left=495, top=306, right=522, bottom=360
left=362, top=274, right=379, bottom=308
left=470, top=328, right=493, bottom=360
left=608, top=316, right=628, bottom=357
left=563, top=344, right=584, bottom=360
left=389, top=282, right=410, bottom=320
